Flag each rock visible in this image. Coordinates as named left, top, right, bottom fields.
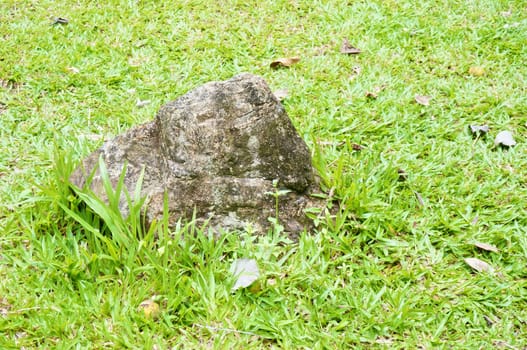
left=70, top=73, right=323, bottom=236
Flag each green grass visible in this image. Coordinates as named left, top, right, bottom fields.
left=1, top=0, right=527, bottom=348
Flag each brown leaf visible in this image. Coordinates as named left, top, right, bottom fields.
left=270, top=57, right=300, bottom=69
left=366, top=84, right=386, bottom=99
left=464, top=257, right=491, bottom=272
left=397, top=169, right=408, bottom=181
left=340, top=39, right=361, bottom=55
left=474, top=242, right=499, bottom=253
left=365, top=91, right=378, bottom=99
left=415, top=95, right=431, bottom=106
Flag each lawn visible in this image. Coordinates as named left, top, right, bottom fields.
left=1, top=0, right=526, bottom=348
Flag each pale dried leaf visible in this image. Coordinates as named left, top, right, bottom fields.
left=465, top=257, right=491, bottom=272
left=270, top=57, right=300, bottom=69
left=340, top=38, right=361, bottom=55
left=273, top=89, right=289, bottom=101
left=414, top=191, right=425, bottom=207
left=52, top=17, right=69, bottom=25
left=415, top=95, right=431, bottom=106
left=469, top=125, right=489, bottom=136
left=230, top=258, right=260, bottom=291
left=494, top=130, right=516, bottom=147
left=136, top=99, right=151, bottom=108
left=66, top=67, right=80, bottom=74
left=474, top=242, right=499, bottom=253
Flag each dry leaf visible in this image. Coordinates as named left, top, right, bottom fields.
left=66, top=67, right=80, bottom=74
left=465, top=257, right=491, bottom=272
left=474, top=242, right=499, bottom=253
left=352, top=65, right=361, bottom=76
left=397, top=169, right=408, bottom=181
left=270, top=57, right=300, bottom=69
left=273, top=89, right=289, bottom=101
left=483, top=315, right=494, bottom=327
left=469, top=66, right=485, bottom=77
left=469, top=125, right=489, bottom=136
left=415, top=95, right=431, bottom=106
left=365, top=91, right=378, bottom=99
left=340, top=38, right=361, bottom=55
left=414, top=191, right=425, bottom=207
left=366, top=84, right=386, bottom=99
left=136, top=99, right=151, bottom=108
left=230, top=258, right=260, bottom=291
left=0, top=78, right=22, bottom=91
left=351, top=143, right=364, bottom=151
left=52, top=17, right=69, bottom=25
left=494, top=130, right=516, bottom=147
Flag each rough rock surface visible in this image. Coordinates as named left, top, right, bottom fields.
left=70, top=73, right=323, bottom=236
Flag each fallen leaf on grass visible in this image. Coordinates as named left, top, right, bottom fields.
left=415, top=95, right=431, bottom=106
left=469, top=124, right=489, bottom=136
left=483, top=315, right=494, bottom=327
left=340, top=38, right=361, bottom=55
left=52, top=17, right=69, bottom=25
left=230, top=258, right=260, bottom=291
left=494, top=130, right=516, bottom=147
left=0, top=79, right=22, bottom=91
left=474, top=242, right=499, bottom=253
left=273, top=89, right=289, bottom=101
left=465, top=257, right=491, bottom=272
left=351, top=143, right=364, bottom=151
left=397, top=169, right=408, bottom=181
left=366, top=84, right=386, bottom=99
left=468, top=66, right=485, bottom=76
left=270, top=57, right=300, bottom=69
left=414, top=191, right=425, bottom=207
left=66, top=66, right=80, bottom=74
left=136, top=99, right=151, bottom=108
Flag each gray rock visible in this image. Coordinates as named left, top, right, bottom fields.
left=70, top=73, right=323, bottom=236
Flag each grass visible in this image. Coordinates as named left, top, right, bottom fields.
left=1, top=0, right=526, bottom=348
